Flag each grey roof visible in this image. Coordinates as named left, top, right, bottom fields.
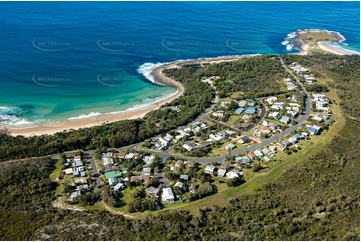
left=205, top=165, right=215, bottom=173
left=217, top=169, right=227, bottom=177
left=145, top=186, right=159, bottom=194
left=180, top=174, right=189, bottom=180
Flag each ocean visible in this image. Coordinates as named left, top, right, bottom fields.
left=0, top=1, right=359, bottom=127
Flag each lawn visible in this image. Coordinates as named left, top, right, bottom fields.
left=99, top=70, right=346, bottom=219
left=303, top=31, right=339, bottom=42
left=151, top=72, right=345, bottom=215
left=49, top=158, right=63, bottom=182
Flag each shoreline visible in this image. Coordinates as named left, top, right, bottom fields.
left=289, top=29, right=360, bottom=56
left=2, top=65, right=185, bottom=137
left=2, top=54, right=256, bottom=137
left=2, top=43, right=358, bottom=137
left=317, top=41, right=360, bottom=55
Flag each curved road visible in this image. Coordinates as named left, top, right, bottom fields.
left=134, top=57, right=311, bottom=164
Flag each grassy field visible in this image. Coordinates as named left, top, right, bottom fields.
left=134, top=66, right=345, bottom=217
left=92, top=65, right=346, bottom=220
left=302, top=31, right=339, bottom=42
left=49, top=158, right=63, bottom=182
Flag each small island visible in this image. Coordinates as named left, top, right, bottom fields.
left=283, top=29, right=359, bottom=55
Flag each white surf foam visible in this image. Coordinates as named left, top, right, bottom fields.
left=107, top=89, right=179, bottom=115
left=67, top=112, right=101, bottom=120
left=137, top=62, right=168, bottom=84
left=0, top=114, right=34, bottom=126
left=286, top=44, right=294, bottom=50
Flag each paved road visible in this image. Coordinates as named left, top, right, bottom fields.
left=131, top=57, right=311, bottom=164
left=98, top=58, right=311, bottom=165
left=85, top=152, right=102, bottom=189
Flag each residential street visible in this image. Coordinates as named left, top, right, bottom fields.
left=129, top=57, right=311, bottom=164
left=86, top=152, right=102, bottom=189
left=84, top=57, right=311, bottom=166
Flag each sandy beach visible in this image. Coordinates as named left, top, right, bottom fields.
left=3, top=55, right=256, bottom=137
left=2, top=46, right=356, bottom=137
left=292, top=29, right=360, bottom=56
left=317, top=42, right=360, bottom=55
left=3, top=65, right=185, bottom=137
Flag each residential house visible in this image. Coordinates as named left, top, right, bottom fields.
left=254, top=149, right=264, bottom=157
left=217, top=169, right=227, bottom=177
left=238, top=100, right=247, bottom=108
left=104, top=164, right=119, bottom=172
left=238, top=136, right=251, bottom=144
left=73, top=159, right=84, bottom=167
left=276, top=142, right=287, bottom=152
left=212, top=111, right=224, bottom=117
left=102, top=157, right=113, bottom=166
left=161, top=188, right=175, bottom=203
left=175, top=160, right=184, bottom=168
left=124, top=153, right=134, bottom=159
left=241, top=114, right=251, bottom=123
left=235, top=107, right=244, bottom=114
left=279, top=116, right=291, bottom=124
left=271, top=105, right=281, bottom=111
left=265, top=96, right=278, bottom=105
left=306, top=124, right=322, bottom=135
left=247, top=151, right=256, bottom=160
left=236, top=156, right=251, bottom=165
left=262, top=147, right=274, bottom=157
left=268, top=112, right=280, bottom=119
left=225, top=143, right=236, bottom=151
left=142, top=167, right=151, bottom=176
left=226, top=172, right=239, bottom=179
left=209, top=133, right=224, bottom=142
left=74, top=177, right=87, bottom=185
left=64, top=168, right=73, bottom=175
left=163, top=133, right=174, bottom=142
left=293, top=133, right=302, bottom=140
left=180, top=174, right=189, bottom=181
left=246, top=107, right=256, bottom=115
left=113, top=183, right=125, bottom=192
left=108, top=177, right=120, bottom=186
left=76, top=184, right=90, bottom=191
left=133, top=152, right=142, bottom=159
left=114, top=152, right=125, bottom=159
left=188, top=183, right=196, bottom=193
left=174, top=181, right=183, bottom=189
left=288, top=136, right=298, bottom=144
left=105, top=171, right=123, bottom=180
left=205, top=165, right=215, bottom=174
left=158, top=137, right=170, bottom=148
left=286, top=110, right=298, bottom=118
left=70, top=191, right=81, bottom=200
left=247, top=100, right=255, bottom=107
left=144, top=155, right=155, bottom=167
left=183, top=144, right=193, bottom=151
left=145, top=186, right=159, bottom=196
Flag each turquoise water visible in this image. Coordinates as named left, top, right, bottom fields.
left=0, top=1, right=359, bottom=126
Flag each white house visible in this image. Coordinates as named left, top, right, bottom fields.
left=108, top=177, right=120, bottom=186
left=113, top=183, right=125, bottom=192
left=161, top=188, right=175, bottom=203
left=205, top=165, right=215, bottom=174
left=183, top=144, right=193, bottom=151
left=226, top=172, right=239, bottom=179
